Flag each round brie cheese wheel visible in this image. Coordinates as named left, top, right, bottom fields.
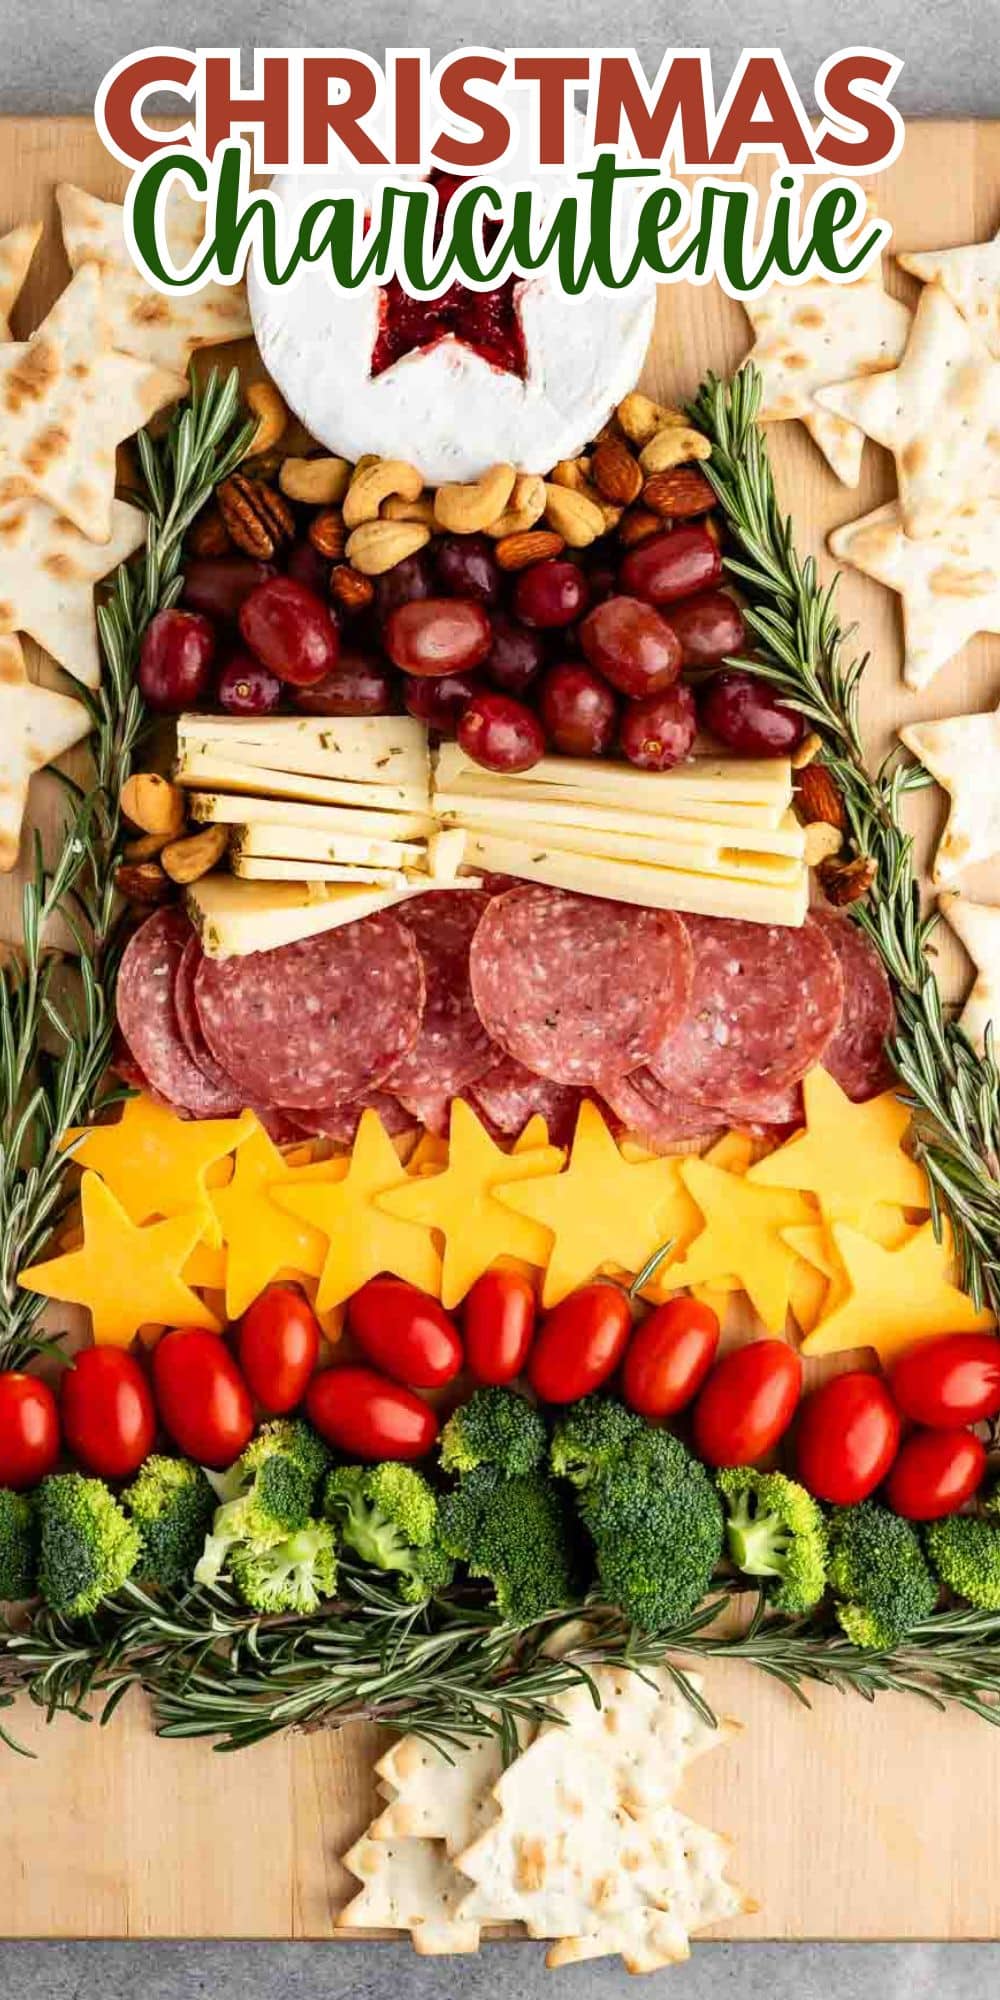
left=249, top=134, right=656, bottom=484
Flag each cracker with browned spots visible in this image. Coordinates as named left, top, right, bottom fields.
left=0, top=632, right=90, bottom=870
left=900, top=228, right=1000, bottom=360
left=0, top=497, right=145, bottom=688
left=0, top=221, right=42, bottom=340
left=830, top=496, right=1000, bottom=689
left=900, top=703, right=1000, bottom=883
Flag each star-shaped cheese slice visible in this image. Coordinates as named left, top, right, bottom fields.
left=815, top=285, right=1000, bottom=538
left=210, top=1119, right=332, bottom=1318
left=800, top=1218, right=994, bottom=1363
left=0, top=496, right=146, bottom=689
left=494, top=1099, right=703, bottom=1308
left=899, top=704, right=1000, bottom=883
left=376, top=1099, right=563, bottom=1309
left=0, top=221, right=41, bottom=340
left=899, top=231, right=1000, bottom=359
left=649, top=1159, right=816, bottom=1332
left=17, top=1171, right=220, bottom=1346
left=273, top=1108, right=441, bottom=1312
left=0, top=265, right=183, bottom=542
left=0, top=633, right=91, bottom=871
left=939, top=891, right=1000, bottom=1049
left=829, top=499, right=1000, bottom=691
left=744, top=256, right=911, bottom=484
left=747, top=1070, right=928, bottom=1224
left=57, top=181, right=251, bottom=375
left=63, top=1095, right=255, bottom=1242
left=784, top=1205, right=918, bottom=1320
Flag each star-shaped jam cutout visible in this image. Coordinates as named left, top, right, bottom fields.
left=370, top=173, right=527, bottom=380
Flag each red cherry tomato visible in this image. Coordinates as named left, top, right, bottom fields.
left=692, top=1340, right=801, bottom=1468
left=622, top=1298, right=721, bottom=1420
left=236, top=1285, right=321, bottom=1413
left=347, top=1278, right=463, bottom=1390
left=305, top=1365, right=438, bottom=1460
left=151, top=1329, right=254, bottom=1468
left=886, top=1427, right=987, bottom=1521
left=463, top=1270, right=537, bottom=1385
left=0, top=1372, right=60, bottom=1490
left=60, top=1347, right=156, bottom=1480
left=889, top=1334, right=1000, bottom=1428
left=528, top=1282, right=633, bottom=1405
left=795, top=1371, right=900, bottom=1504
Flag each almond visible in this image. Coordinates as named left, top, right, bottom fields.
left=161, top=825, right=229, bottom=886
left=643, top=466, right=716, bottom=518
left=794, top=762, right=846, bottom=831
left=591, top=437, right=643, bottom=506
left=308, top=509, right=346, bottom=560
left=617, top=506, right=663, bottom=548
left=187, top=507, right=232, bottom=558
left=115, top=860, right=173, bottom=905
left=817, top=854, right=876, bottom=907
left=495, top=529, right=566, bottom=571
left=330, top=564, right=376, bottom=612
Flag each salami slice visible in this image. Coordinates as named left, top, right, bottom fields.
left=810, top=908, right=895, bottom=1102
left=193, top=911, right=425, bottom=1111
left=468, top=1055, right=583, bottom=1148
left=285, top=1090, right=416, bottom=1146
left=174, top=936, right=247, bottom=1103
left=649, top=914, right=844, bottom=1111
left=387, top=891, right=498, bottom=1115
left=469, top=887, right=693, bottom=1087
left=117, top=910, right=247, bottom=1117
left=599, top=1069, right=724, bottom=1154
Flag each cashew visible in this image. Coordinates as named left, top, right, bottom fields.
left=279, top=456, right=352, bottom=505
left=548, top=457, right=591, bottom=491
left=639, top=426, right=713, bottom=474
left=616, top=391, right=688, bottom=447
left=382, top=492, right=438, bottom=527
left=161, top=825, right=229, bottom=885
left=543, top=483, right=606, bottom=548
left=485, top=473, right=547, bottom=538
left=120, top=772, right=187, bottom=840
left=244, top=380, right=289, bottom=457
left=434, top=463, right=517, bottom=535
left=343, top=458, right=424, bottom=529
left=346, top=520, right=432, bottom=576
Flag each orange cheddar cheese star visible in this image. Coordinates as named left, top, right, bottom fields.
left=210, top=1121, right=333, bottom=1319
left=63, top=1095, right=255, bottom=1244
left=17, top=1171, right=220, bottom=1347
left=801, top=1218, right=995, bottom=1363
left=376, top=1099, right=563, bottom=1308
left=653, top=1159, right=816, bottom=1332
left=747, top=1070, right=928, bottom=1224
left=495, top=1099, right=703, bottom=1307
left=273, top=1109, right=440, bottom=1312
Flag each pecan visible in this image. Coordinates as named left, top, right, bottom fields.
left=308, top=509, right=346, bottom=560
left=617, top=506, right=663, bottom=548
left=330, top=564, right=376, bottom=612
left=187, top=506, right=232, bottom=558
left=794, top=762, right=847, bottom=831
left=643, top=467, right=716, bottom=518
left=817, top=854, right=877, bottom=906
left=591, top=437, right=643, bottom=506
left=495, top=529, right=566, bottom=571
left=217, top=473, right=295, bottom=559
left=114, top=860, right=173, bottom=905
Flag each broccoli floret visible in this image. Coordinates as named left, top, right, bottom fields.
left=324, top=1463, right=453, bottom=1604
left=0, top=1489, right=36, bottom=1600
left=196, top=1420, right=330, bottom=1587
left=828, top=1502, right=938, bottom=1648
left=925, top=1514, right=1000, bottom=1610
left=122, top=1456, right=216, bottom=1590
left=36, top=1474, right=140, bottom=1618
left=717, top=1467, right=828, bottom=1614
left=549, top=1394, right=646, bottom=1488
left=236, top=1419, right=330, bottom=1493
left=229, top=1521, right=337, bottom=1615
left=440, top=1387, right=547, bottom=1478
left=439, top=1463, right=578, bottom=1624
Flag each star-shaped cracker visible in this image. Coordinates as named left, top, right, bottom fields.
left=939, top=891, right=1000, bottom=1049
left=899, top=704, right=1000, bottom=883
left=743, top=252, right=911, bottom=484
left=0, top=221, right=41, bottom=339
left=0, top=496, right=146, bottom=688
left=816, top=285, right=1000, bottom=538
left=829, top=499, right=1000, bottom=690
left=0, top=632, right=90, bottom=870
left=17, top=1170, right=220, bottom=1347
left=801, top=1218, right=993, bottom=1363
left=899, top=230, right=1000, bottom=359
left=57, top=181, right=251, bottom=375
left=0, top=264, right=183, bottom=542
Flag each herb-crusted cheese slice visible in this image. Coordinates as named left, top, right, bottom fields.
left=232, top=855, right=410, bottom=887
left=175, top=713, right=431, bottom=791
left=187, top=791, right=436, bottom=839
left=175, top=751, right=431, bottom=815
left=231, top=822, right=425, bottom=868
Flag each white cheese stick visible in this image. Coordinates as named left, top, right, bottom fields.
left=177, top=734, right=431, bottom=793
left=177, top=712, right=430, bottom=787
left=232, top=855, right=409, bottom=887
left=186, top=873, right=484, bottom=958
left=437, top=791, right=805, bottom=856
left=187, top=791, right=436, bottom=839
left=231, top=822, right=425, bottom=868
left=461, top=815, right=804, bottom=885
left=175, top=751, right=431, bottom=815
left=461, top=832, right=809, bottom=926
left=425, top=827, right=466, bottom=882
left=435, top=744, right=792, bottom=816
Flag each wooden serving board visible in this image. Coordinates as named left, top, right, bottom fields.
left=2, top=116, right=1000, bottom=1944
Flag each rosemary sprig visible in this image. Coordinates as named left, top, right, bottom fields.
left=0, top=369, right=252, bottom=1369
left=692, top=366, right=1000, bottom=1314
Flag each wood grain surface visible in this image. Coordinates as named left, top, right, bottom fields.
left=1, top=116, right=999, bottom=1943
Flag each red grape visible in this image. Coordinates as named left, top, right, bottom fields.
left=620, top=526, right=722, bottom=605
left=483, top=614, right=546, bottom=695
left=139, top=608, right=216, bottom=711
left=217, top=651, right=282, bottom=716
left=286, top=539, right=330, bottom=595
left=404, top=671, right=484, bottom=733
left=457, top=693, right=545, bottom=772
left=239, top=577, right=339, bottom=687
left=668, top=590, right=746, bottom=667
left=293, top=654, right=397, bottom=715
left=183, top=557, right=274, bottom=624
left=384, top=597, right=492, bottom=677
left=538, top=663, right=618, bottom=756
left=619, top=684, right=697, bottom=769
left=375, top=551, right=434, bottom=622
left=435, top=534, right=501, bottom=604
left=513, top=560, right=590, bottom=629
left=699, top=671, right=806, bottom=755
left=579, top=595, right=682, bottom=698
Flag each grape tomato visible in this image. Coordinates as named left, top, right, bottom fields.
left=463, top=1269, right=537, bottom=1385
left=889, top=1333, right=1000, bottom=1428
left=60, top=1348, right=156, bottom=1480
left=886, top=1427, right=986, bottom=1521
left=622, top=1298, right=720, bottom=1420
left=528, top=1282, right=633, bottom=1404
left=795, top=1371, right=900, bottom=1505
left=237, top=1285, right=321, bottom=1413
left=0, top=1372, right=60, bottom=1490
left=692, top=1339, right=801, bottom=1468
left=346, top=1278, right=463, bottom=1390
left=305, top=1365, right=438, bottom=1460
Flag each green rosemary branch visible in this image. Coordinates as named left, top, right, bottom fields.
left=0, top=368, right=253, bottom=1369
left=692, top=366, right=1000, bottom=1315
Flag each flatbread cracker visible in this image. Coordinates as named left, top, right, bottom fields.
left=0, top=497, right=146, bottom=689
left=900, top=705, right=1000, bottom=883
left=57, top=181, right=251, bottom=375
left=0, top=222, right=42, bottom=340
left=545, top=1815, right=750, bottom=1970
left=829, top=498, right=1000, bottom=690
left=372, top=1725, right=528, bottom=1854
left=899, top=231, right=1000, bottom=359
left=0, top=264, right=183, bottom=543
left=815, top=284, right=1000, bottom=539
left=0, top=632, right=91, bottom=870
left=337, top=1836, right=481, bottom=1954
left=939, top=891, right=1000, bottom=1049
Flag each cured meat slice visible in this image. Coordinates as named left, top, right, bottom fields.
left=467, top=1055, right=583, bottom=1148
left=810, top=907, right=895, bottom=1102
left=469, top=887, right=693, bottom=1087
left=285, top=1090, right=415, bottom=1146
left=174, top=935, right=247, bottom=1103
left=193, top=911, right=425, bottom=1111
left=599, top=1069, right=724, bottom=1154
left=649, top=914, right=844, bottom=1112
left=116, top=909, right=247, bottom=1117
left=387, top=891, right=498, bottom=1116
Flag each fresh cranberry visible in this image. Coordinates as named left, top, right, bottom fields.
left=619, top=684, right=698, bottom=769
left=538, top=663, right=618, bottom=756
left=457, top=693, right=546, bottom=773
left=239, top=576, right=339, bottom=688
left=139, top=608, right=216, bottom=712
left=216, top=651, right=283, bottom=716
left=435, top=535, right=502, bottom=605
left=513, top=560, right=590, bottom=629
left=483, top=614, right=547, bottom=696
